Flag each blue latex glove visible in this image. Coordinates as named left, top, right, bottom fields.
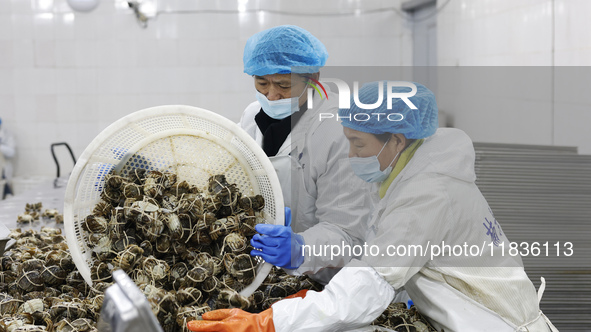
left=250, top=207, right=305, bottom=269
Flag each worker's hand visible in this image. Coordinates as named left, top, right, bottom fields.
left=187, top=308, right=275, bottom=332
left=250, top=208, right=305, bottom=269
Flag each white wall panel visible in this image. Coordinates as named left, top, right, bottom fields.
left=437, top=0, right=591, bottom=156
left=1, top=0, right=408, bottom=179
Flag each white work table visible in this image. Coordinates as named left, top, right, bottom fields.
left=0, top=180, right=66, bottom=231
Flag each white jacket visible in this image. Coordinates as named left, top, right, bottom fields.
left=273, top=128, right=555, bottom=332
left=0, top=125, right=16, bottom=183
left=239, top=90, right=372, bottom=276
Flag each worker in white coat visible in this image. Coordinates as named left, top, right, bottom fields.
left=188, top=81, right=558, bottom=332
left=0, top=118, right=16, bottom=198
left=237, top=25, right=371, bottom=276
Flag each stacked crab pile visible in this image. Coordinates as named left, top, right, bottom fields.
left=0, top=168, right=436, bottom=332
left=81, top=169, right=316, bottom=330
left=16, top=203, right=63, bottom=225
left=371, top=302, right=436, bottom=332
left=0, top=226, right=323, bottom=332
left=16, top=203, right=42, bottom=224
left=0, top=227, right=101, bottom=332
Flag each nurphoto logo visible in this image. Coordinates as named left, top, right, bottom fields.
left=305, top=77, right=329, bottom=100
left=313, top=80, right=418, bottom=122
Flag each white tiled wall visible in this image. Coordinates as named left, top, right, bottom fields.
left=1, top=0, right=411, bottom=180
left=437, top=0, right=591, bottom=154
left=9, top=0, right=590, bottom=183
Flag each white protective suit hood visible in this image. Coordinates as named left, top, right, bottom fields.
left=393, top=128, right=477, bottom=187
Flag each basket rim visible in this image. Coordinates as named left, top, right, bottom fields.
left=63, top=105, right=284, bottom=295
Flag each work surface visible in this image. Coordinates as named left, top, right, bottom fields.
left=0, top=180, right=66, bottom=231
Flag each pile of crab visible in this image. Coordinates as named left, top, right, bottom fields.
left=79, top=169, right=326, bottom=330
left=0, top=227, right=101, bottom=332
left=371, top=302, right=436, bottom=332
left=0, top=227, right=323, bottom=332
left=0, top=168, right=436, bottom=331
left=16, top=203, right=63, bottom=225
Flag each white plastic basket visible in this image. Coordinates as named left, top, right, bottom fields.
left=64, top=105, right=284, bottom=297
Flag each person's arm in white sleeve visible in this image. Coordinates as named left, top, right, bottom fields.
left=186, top=261, right=394, bottom=332
left=272, top=259, right=395, bottom=332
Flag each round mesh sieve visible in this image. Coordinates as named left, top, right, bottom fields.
left=63, top=105, right=283, bottom=297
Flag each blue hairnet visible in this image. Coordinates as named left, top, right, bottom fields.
left=339, top=81, right=438, bottom=139
left=243, top=25, right=328, bottom=76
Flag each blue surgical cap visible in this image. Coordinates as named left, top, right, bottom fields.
left=339, top=81, right=438, bottom=139
left=243, top=25, right=328, bottom=76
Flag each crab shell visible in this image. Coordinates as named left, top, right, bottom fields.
left=130, top=269, right=152, bottom=285
left=17, top=299, right=44, bottom=314
left=185, top=266, right=212, bottom=285
left=40, top=265, right=67, bottom=286
left=168, top=180, right=192, bottom=196
left=85, top=295, right=104, bottom=316
left=18, top=259, right=45, bottom=274
left=55, top=317, right=95, bottom=332
left=0, top=294, right=23, bottom=315
left=122, top=182, right=143, bottom=199
left=239, top=194, right=265, bottom=211
left=170, top=262, right=189, bottom=280
left=177, top=195, right=204, bottom=218
left=0, top=271, right=18, bottom=284
left=142, top=256, right=170, bottom=281
left=41, top=209, right=60, bottom=219
left=17, top=214, right=35, bottom=224
left=111, top=231, right=138, bottom=253
left=92, top=200, right=112, bottom=217
left=111, top=245, right=144, bottom=272
left=208, top=217, right=240, bottom=241
left=17, top=270, right=44, bottom=292
left=49, top=301, right=88, bottom=321
left=216, top=288, right=253, bottom=311
left=200, top=275, right=220, bottom=293
left=143, top=173, right=164, bottom=198
left=155, top=233, right=173, bottom=254
left=227, top=253, right=256, bottom=284
left=163, top=213, right=182, bottom=240
left=139, top=214, right=165, bottom=242
left=89, top=261, right=111, bottom=283
left=175, top=305, right=211, bottom=329
left=222, top=232, right=248, bottom=254
left=176, top=287, right=203, bottom=306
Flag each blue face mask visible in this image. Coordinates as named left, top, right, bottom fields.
left=349, top=139, right=399, bottom=183
left=255, top=85, right=307, bottom=120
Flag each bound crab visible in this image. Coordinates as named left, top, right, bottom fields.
left=16, top=213, right=35, bottom=224
left=207, top=175, right=240, bottom=217
left=41, top=208, right=61, bottom=220
left=371, top=302, right=437, bottom=332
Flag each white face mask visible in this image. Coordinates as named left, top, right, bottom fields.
left=255, top=85, right=307, bottom=120
left=349, top=139, right=399, bottom=183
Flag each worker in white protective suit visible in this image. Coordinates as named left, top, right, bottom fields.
left=187, top=81, right=558, bottom=332
left=237, top=25, right=372, bottom=278
left=0, top=118, right=16, bottom=199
